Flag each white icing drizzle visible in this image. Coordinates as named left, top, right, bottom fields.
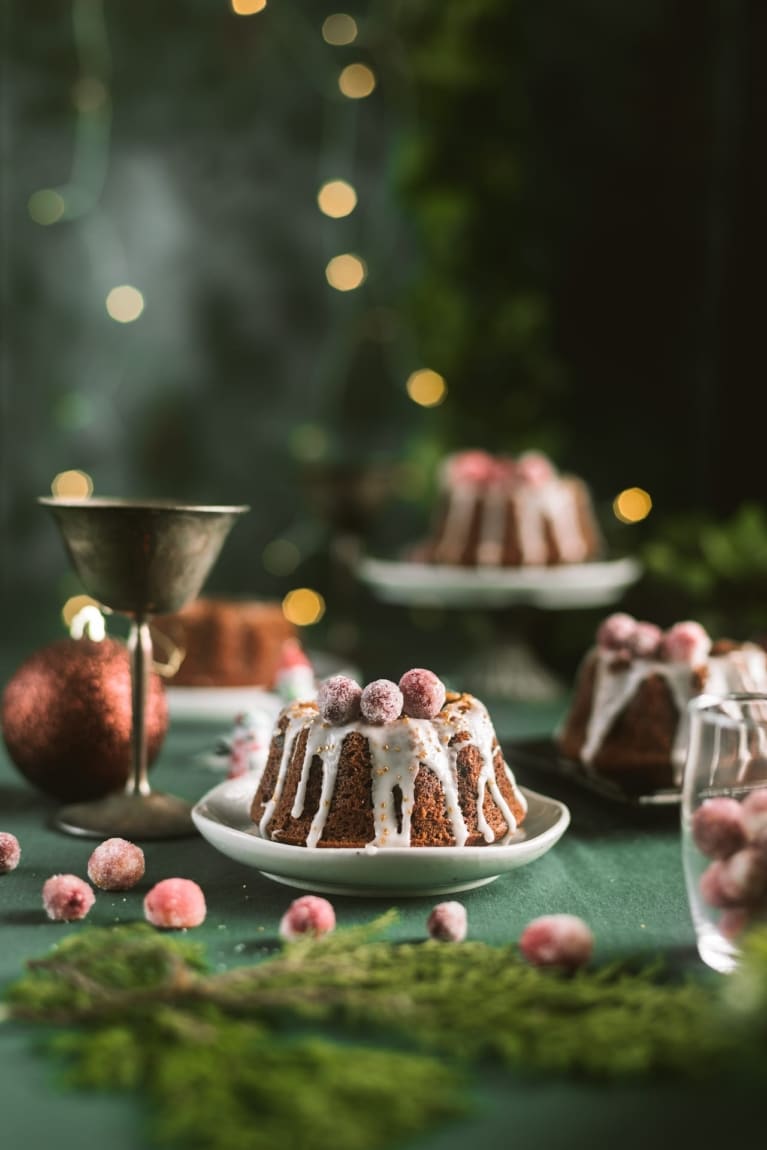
left=579, top=645, right=767, bottom=784
left=433, top=483, right=478, bottom=564
left=260, top=695, right=527, bottom=848
left=476, top=485, right=506, bottom=566
left=436, top=472, right=591, bottom=568
left=514, top=480, right=589, bottom=564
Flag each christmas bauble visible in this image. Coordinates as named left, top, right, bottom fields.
left=1, top=637, right=169, bottom=802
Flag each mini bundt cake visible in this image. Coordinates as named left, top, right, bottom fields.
left=251, top=669, right=527, bottom=848
left=557, top=614, right=767, bottom=793
left=154, top=598, right=296, bottom=688
left=419, top=449, right=603, bottom=568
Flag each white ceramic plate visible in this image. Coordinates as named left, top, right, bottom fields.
left=167, top=685, right=284, bottom=723
left=191, top=775, right=571, bottom=897
left=167, top=652, right=361, bottom=723
left=357, top=556, right=642, bottom=609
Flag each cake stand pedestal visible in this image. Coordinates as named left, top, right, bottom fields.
left=356, top=556, right=642, bottom=703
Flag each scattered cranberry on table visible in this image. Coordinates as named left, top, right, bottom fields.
left=87, top=837, right=146, bottom=891
left=279, top=895, right=336, bottom=941
left=427, top=901, right=467, bottom=942
left=42, top=874, right=95, bottom=922
left=0, top=831, right=21, bottom=874
left=144, top=878, right=207, bottom=930
left=519, top=914, right=594, bottom=970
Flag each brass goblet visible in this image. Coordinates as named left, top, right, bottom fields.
left=38, top=497, right=249, bottom=839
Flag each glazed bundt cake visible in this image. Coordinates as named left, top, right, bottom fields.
left=419, top=449, right=603, bottom=568
left=557, top=614, right=767, bottom=792
left=251, top=669, right=527, bottom=848
left=154, top=598, right=296, bottom=688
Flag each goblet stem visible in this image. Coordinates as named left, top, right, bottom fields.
left=128, top=617, right=153, bottom=798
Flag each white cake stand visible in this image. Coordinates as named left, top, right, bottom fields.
left=357, top=555, right=642, bottom=701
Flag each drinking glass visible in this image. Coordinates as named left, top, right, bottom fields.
left=682, top=692, right=767, bottom=973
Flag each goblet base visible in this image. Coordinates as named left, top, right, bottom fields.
left=53, top=790, right=196, bottom=840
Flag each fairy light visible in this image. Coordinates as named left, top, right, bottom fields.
left=231, top=0, right=267, bottom=13
left=338, top=63, right=376, bottom=99
left=317, top=179, right=358, bottom=218
left=406, top=369, right=447, bottom=408
left=613, top=487, right=653, bottom=524
left=322, top=14, right=357, bottom=45
left=51, top=469, right=94, bottom=498
left=325, top=253, right=367, bottom=291
left=105, top=285, right=144, bottom=323
left=28, top=189, right=66, bottom=226
left=282, top=588, right=326, bottom=626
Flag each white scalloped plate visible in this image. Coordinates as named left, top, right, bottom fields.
left=357, top=555, right=641, bottom=609
left=191, top=775, right=570, bottom=897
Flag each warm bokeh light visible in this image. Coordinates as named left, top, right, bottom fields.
left=105, top=285, right=145, bottom=323
left=72, top=77, right=108, bottom=111
left=28, top=189, right=66, bottom=226
left=325, top=253, right=367, bottom=291
left=231, top=0, right=267, bottom=13
left=322, top=13, right=358, bottom=45
left=262, top=538, right=301, bottom=576
left=317, top=179, right=358, bottom=218
left=62, top=594, right=103, bottom=631
left=406, top=369, right=447, bottom=408
left=51, top=469, right=94, bottom=499
left=282, top=587, right=326, bottom=626
left=613, top=486, right=653, bottom=524
left=338, top=63, right=376, bottom=99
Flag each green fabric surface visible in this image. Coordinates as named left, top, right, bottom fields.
left=0, top=696, right=755, bottom=1150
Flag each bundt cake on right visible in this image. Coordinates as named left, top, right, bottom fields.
left=557, top=614, right=767, bottom=793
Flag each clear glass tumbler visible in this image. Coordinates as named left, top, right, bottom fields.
left=682, top=693, right=767, bottom=973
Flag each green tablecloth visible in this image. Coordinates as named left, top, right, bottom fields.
left=0, top=697, right=760, bottom=1149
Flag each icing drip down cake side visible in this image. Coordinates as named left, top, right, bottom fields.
left=556, top=614, right=767, bottom=793
left=251, top=690, right=527, bottom=849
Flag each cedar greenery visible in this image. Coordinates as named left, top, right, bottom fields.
left=5, top=913, right=767, bottom=1150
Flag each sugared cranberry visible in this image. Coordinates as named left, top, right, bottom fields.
left=317, top=675, right=362, bottom=725
left=144, top=878, right=206, bottom=929
left=515, top=451, right=555, bottom=486
left=519, top=914, right=594, bottom=969
left=629, top=622, right=663, bottom=659
left=719, top=907, right=751, bottom=940
left=360, top=679, right=403, bottom=724
left=42, top=874, right=95, bottom=922
left=699, top=860, right=735, bottom=909
left=660, top=621, right=711, bottom=665
left=720, top=848, right=767, bottom=906
left=87, top=838, right=146, bottom=891
left=448, top=451, right=497, bottom=486
left=279, top=895, right=336, bottom=941
left=691, top=798, right=747, bottom=860
left=0, top=832, right=21, bottom=874
left=399, top=668, right=446, bottom=720
left=427, top=901, right=467, bottom=942
left=596, top=613, right=637, bottom=651
left=742, top=788, right=767, bottom=844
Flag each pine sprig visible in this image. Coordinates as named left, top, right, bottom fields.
left=7, top=916, right=767, bottom=1150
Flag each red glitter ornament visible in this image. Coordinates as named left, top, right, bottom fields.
left=1, top=637, right=168, bottom=802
